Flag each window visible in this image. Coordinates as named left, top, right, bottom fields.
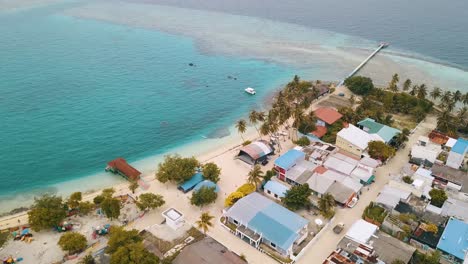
left=267, top=190, right=271, bottom=194
left=270, top=242, right=276, bottom=248
left=233, top=220, right=239, bottom=225
left=274, top=194, right=278, bottom=198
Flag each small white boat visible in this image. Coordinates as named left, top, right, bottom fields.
left=245, top=87, right=256, bottom=95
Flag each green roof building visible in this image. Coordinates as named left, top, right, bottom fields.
left=357, top=118, right=401, bottom=144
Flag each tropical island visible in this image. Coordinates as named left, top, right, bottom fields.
left=0, top=73, right=467, bottom=264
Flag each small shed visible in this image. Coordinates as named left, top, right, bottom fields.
left=162, top=208, right=184, bottom=230
left=106, top=158, right=141, bottom=181
left=236, top=140, right=274, bottom=165
left=178, top=173, right=204, bottom=193
left=263, top=180, right=290, bottom=200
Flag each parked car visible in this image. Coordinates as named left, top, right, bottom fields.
left=347, top=197, right=358, bottom=208
left=261, top=159, right=269, bottom=166
left=338, top=92, right=345, bottom=97
left=333, top=223, right=345, bottom=234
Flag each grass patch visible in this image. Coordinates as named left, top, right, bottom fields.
left=362, top=202, right=387, bottom=224
left=0, top=231, right=9, bottom=247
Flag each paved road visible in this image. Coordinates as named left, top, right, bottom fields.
left=296, top=115, right=436, bottom=264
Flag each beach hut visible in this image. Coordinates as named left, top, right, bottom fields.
left=178, top=173, right=204, bottom=193
left=193, top=180, right=220, bottom=193
left=106, top=158, right=141, bottom=181
left=236, top=140, right=274, bottom=165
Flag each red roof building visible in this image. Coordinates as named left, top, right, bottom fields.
left=311, top=126, right=328, bottom=138
left=428, top=130, right=449, bottom=145
left=314, top=107, right=343, bottom=125
left=106, top=158, right=141, bottom=181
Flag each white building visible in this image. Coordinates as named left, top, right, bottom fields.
left=162, top=208, right=185, bottom=230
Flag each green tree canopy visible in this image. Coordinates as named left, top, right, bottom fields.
left=58, top=232, right=87, bottom=254
left=28, top=195, right=67, bottom=231
left=294, top=136, right=311, bottom=147
left=129, top=181, right=139, bottom=194
left=429, top=188, right=448, bottom=208
left=190, top=186, right=217, bottom=207
left=110, top=242, right=159, bottom=264
left=68, top=192, right=82, bottom=209
left=155, top=154, right=200, bottom=184
left=318, top=193, right=336, bottom=219
left=344, top=76, right=375, bottom=95
left=202, top=162, right=221, bottom=183
left=78, top=201, right=94, bottom=216
left=367, top=141, right=395, bottom=161
left=101, top=197, right=121, bottom=220
left=106, top=227, right=142, bottom=254
left=282, top=184, right=312, bottom=211
left=136, top=193, right=165, bottom=211
left=80, top=255, right=96, bottom=264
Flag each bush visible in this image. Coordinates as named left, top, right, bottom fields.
left=236, top=183, right=256, bottom=196
left=242, top=140, right=252, bottom=146
left=344, top=76, right=374, bottom=95
left=101, top=197, right=121, bottom=220
left=294, top=136, right=310, bottom=147
left=402, top=176, right=414, bottom=184
left=58, top=232, right=87, bottom=254
left=190, top=186, right=217, bottom=207
left=225, top=191, right=244, bottom=207
left=78, top=201, right=94, bottom=216
left=368, top=141, right=395, bottom=161
left=28, top=195, right=67, bottom=232
left=156, top=154, right=200, bottom=183
left=202, top=162, right=221, bottom=183
left=136, top=193, right=165, bottom=211
left=429, top=188, right=447, bottom=208
left=282, top=184, right=312, bottom=211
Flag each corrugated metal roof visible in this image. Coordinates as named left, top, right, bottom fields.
left=357, top=118, right=401, bottom=143
left=274, top=149, right=305, bottom=170
left=437, top=218, right=468, bottom=260
left=178, top=173, right=204, bottom=192
left=225, top=193, right=308, bottom=251
left=264, top=181, right=289, bottom=198
left=452, top=138, right=468, bottom=154
left=314, top=107, right=343, bottom=125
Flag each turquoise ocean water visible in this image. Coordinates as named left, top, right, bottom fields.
left=0, top=3, right=296, bottom=208
left=1, top=0, right=468, bottom=211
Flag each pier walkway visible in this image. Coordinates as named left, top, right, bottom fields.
left=338, top=42, right=388, bottom=86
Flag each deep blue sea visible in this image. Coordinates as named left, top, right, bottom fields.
left=1, top=0, right=467, bottom=210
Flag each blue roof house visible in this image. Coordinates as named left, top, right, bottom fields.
left=446, top=138, right=468, bottom=169
left=274, top=149, right=305, bottom=181
left=264, top=180, right=290, bottom=201
left=224, top=192, right=309, bottom=259
left=437, top=218, right=468, bottom=263
left=178, top=173, right=204, bottom=193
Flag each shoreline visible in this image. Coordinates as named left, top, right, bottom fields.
left=0, top=124, right=261, bottom=229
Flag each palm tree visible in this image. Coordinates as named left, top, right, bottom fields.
left=260, top=121, right=270, bottom=138
left=248, top=165, right=264, bottom=188
left=129, top=181, right=139, bottom=194
left=318, top=193, right=335, bottom=218
left=430, top=87, right=442, bottom=101
left=349, top=94, right=356, bottom=106
left=457, top=106, right=467, bottom=129
left=437, top=110, right=454, bottom=133
left=409, top=85, right=418, bottom=96
left=249, top=110, right=261, bottom=137
left=453, top=90, right=462, bottom=103
left=402, top=79, right=412, bottom=91
left=235, top=119, right=247, bottom=142
left=440, top=91, right=453, bottom=105
left=291, top=107, right=305, bottom=139
left=196, top=212, right=214, bottom=235
left=417, top=84, right=427, bottom=99
left=388, top=73, right=399, bottom=92
left=463, top=92, right=468, bottom=105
